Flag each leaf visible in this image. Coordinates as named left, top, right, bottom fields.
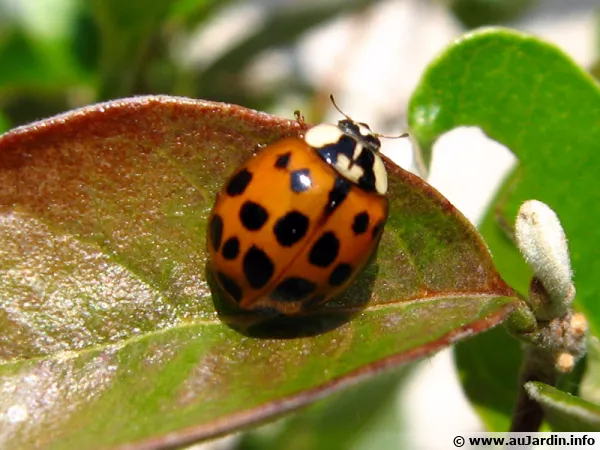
left=408, top=27, right=600, bottom=339
left=0, top=26, right=86, bottom=94
left=580, top=337, right=600, bottom=405
left=238, top=366, right=411, bottom=450
left=0, top=1, right=90, bottom=125
left=90, top=0, right=174, bottom=99
left=454, top=325, right=522, bottom=431
left=526, top=382, right=600, bottom=432
left=0, top=112, right=8, bottom=134
left=167, top=0, right=225, bottom=28
left=0, top=96, right=516, bottom=449
left=446, top=0, right=534, bottom=29
left=195, top=0, right=377, bottom=103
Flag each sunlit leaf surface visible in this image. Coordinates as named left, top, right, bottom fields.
left=0, top=96, right=516, bottom=449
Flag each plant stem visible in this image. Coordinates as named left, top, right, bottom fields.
left=510, top=345, right=558, bottom=432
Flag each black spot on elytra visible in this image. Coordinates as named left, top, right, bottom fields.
left=217, top=271, right=242, bottom=303
left=275, top=152, right=291, bottom=169
left=271, top=277, right=317, bottom=302
left=222, top=237, right=240, bottom=260
left=290, top=169, right=312, bottom=193
left=226, top=169, right=252, bottom=196
left=324, top=177, right=351, bottom=217
left=210, top=215, right=223, bottom=251
left=329, top=263, right=353, bottom=286
left=309, top=232, right=339, bottom=268
left=243, top=246, right=275, bottom=289
left=372, top=219, right=385, bottom=240
left=273, top=211, right=309, bottom=247
left=239, top=201, right=269, bottom=231
left=352, top=211, right=369, bottom=235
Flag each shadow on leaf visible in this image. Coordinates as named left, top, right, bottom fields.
left=208, top=259, right=379, bottom=339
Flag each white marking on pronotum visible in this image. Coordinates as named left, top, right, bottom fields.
left=335, top=154, right=364, bottom=183
left=352, top=143, right=363, bottom=161
left=373, top=153, right=388, bottom=194
left=305, top=124, right=343, bottom=148
left=356, top=123, right=373, bottom=139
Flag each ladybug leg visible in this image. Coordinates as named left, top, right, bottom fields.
left=294, top=110, right=305, bottom=125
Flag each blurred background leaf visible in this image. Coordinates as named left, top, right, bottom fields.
left=580, top=338, right=600, bottom=406
left=90, top=0, right=175, bottom=99
left=454, top=326, right=522, bottom=432
left=238, top=366, right=411, bottom=450
left=443, top=0, right=534, bottom=29
left=408, top=26, right=600, bottom=433
left=0, top=111, right=8, bottom=133
left=0, top=0, right=391, bottom=126
left=526, top=382, right=600, bottom=432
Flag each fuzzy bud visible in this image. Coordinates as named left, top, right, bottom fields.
left=515, top=200, right=575, bottom=318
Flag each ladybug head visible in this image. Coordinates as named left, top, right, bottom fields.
left=336, top=119, right=381, bottom=153
left=302, top=95, right=408, bottom=195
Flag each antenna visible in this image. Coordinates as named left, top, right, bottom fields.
left=329, top=94, right=352, bottom=121
left=377, top=131, right=409, bottom=139
left=329, top=94, right=409, bottom=140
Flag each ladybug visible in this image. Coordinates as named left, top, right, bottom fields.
left=207, top=97, right=407, bottom=316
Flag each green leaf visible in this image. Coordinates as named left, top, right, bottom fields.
left=580, top=337, right=600, bottom=405
left=168, top=0, right=224, bottom=28
left=526, top=382, right=600, bottom=432
left=195, top=0, right=377, bottom=104
left=0, top=112, right=8, bottom=134
left=0, top=31, right=69, bottom=90
left=90, top=1, right=174, bottom=99
left=238, top=366, right=410, bottom=450
left=408, top=28, right=600, bottom=339
left=454, top=325, right=522, bottom=431
left=0, top=18, right=87, bottom=94
left=0, top=96, right=516, bottom=448
left=0, top=0, right=91, bottom=126
left=446, top=0, right=534, bottom=29
left=4, top=0, right=78, bottom=39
